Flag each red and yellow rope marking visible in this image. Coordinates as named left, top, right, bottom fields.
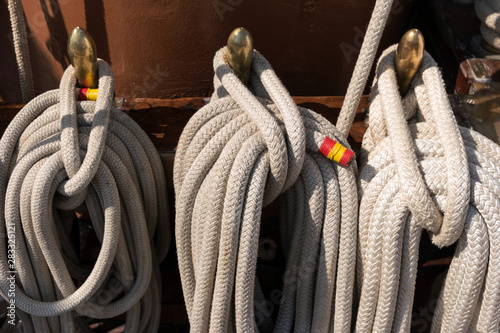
left=77, top=88, right=98, bottom=101
left=319, top=136, right=355, bottom=167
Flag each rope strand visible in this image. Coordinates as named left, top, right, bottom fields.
left=336, top=0, right=394, bottom=137
left=8, top=0, right=35, bottom=102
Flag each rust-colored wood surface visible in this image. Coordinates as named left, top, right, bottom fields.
left=0, top=0, right=413, bottom=102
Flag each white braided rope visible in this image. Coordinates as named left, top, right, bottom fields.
left=476, top=0, right=500, bottom=50
left=336, top=0, right=394, bottom=138
left=174, top=47, right=358, bottom=332
left=356, top=45, right=500, bottom=332
left=8, top=0, right=35, bottom=102
left=0, top=60, right=169, bottom=332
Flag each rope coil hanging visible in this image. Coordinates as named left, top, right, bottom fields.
left=0, top=59, right=169, bottom=332
left=356, top=45, right=500, bottom=332
left=475, top=0, right=500, bottom=51
left=174, top=47, right=358, bottom=332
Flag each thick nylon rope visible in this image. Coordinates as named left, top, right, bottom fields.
left=476, top=0, right=500, bottom=50
left=174, top=47, right=358, bottom=332
left=8, top=0, right=35, bottom=102
left=336, top=0, right=394, bottom=138
left=356, top=45, right=500, bottom=332
left=0, top=59, right=169, bottom=332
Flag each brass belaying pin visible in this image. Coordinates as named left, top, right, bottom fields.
left=68, top=27, right=98, bottom=89
left=396, top=29, right=424, bottom=96
left=226, top=27, right=254, bottom=86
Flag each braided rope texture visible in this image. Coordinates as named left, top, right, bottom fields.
left=476, top=0, right=500, bottom=50
left=8, top=0, right=35, bottom=102
left=174, top=47, right=359, bottom=332
left=336, top=0, right=394, bottom=138
left=356, top=45, right=500, bottom=332
left=0, top=60, right=170, bottom=332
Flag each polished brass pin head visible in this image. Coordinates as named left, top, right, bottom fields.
left=396, top=29, right=424, bottom=96
left=226, top=27, right=254, bottom=86
left=68, top=27, right=98, bottom=88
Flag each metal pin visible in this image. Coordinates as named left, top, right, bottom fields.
left=396, top=29, right=424, bottom=96
left=226, top=27, right=253, bottom=86
left=68, top=27, right=98, bottom=89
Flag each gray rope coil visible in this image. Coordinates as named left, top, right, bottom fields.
left=476, top=0, right=500, bottom=51
left=174, top=47, right=358, bottom=332
left=356, top=45, right=500, bottom=332
left=0, top=60, right=169, bottom=332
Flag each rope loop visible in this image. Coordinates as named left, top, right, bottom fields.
left=57, top=59, right=113, bottom=198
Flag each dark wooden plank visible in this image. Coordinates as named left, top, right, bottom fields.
left=1, top=96, right=371, bottom=153
left=0, top=94, right=471, bottom=154
left=122, top=96, right=369, bottom=152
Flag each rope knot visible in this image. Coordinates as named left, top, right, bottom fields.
left=57, top=59, right=114, bottom=198
left=209, top=47, right=307, bottom=204
left=362, top=45, right=470, bottom=247
left=358, top=43, right=500, bottom=332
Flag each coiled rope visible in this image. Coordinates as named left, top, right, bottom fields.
left=174, top=48, right=358, bottom=332
left=356, top=45, right=500, bottom=332
left=0, top=59, right=170, bottom=332
left=173, top=0, right=405, bottom=330
left=475, top=0, right=500, bottom=51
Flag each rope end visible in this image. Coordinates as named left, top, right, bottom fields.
left=320, top=136, right=355, bottom=167
left=77, top=88, right=98, bottom=101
